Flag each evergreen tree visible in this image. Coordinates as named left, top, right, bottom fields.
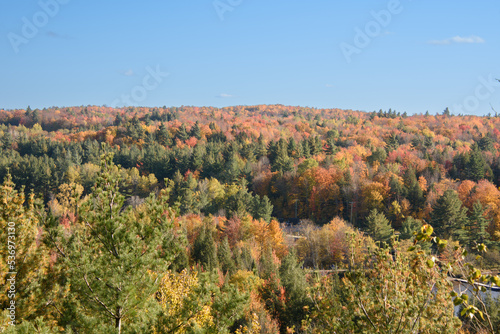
left=190, top=121, right=202, bottom=140
left=271, top=139, right=293, bottom=174
left=155, top=122, right=171, bottom=147
left=430, top=189, right=468, bottom=242
left=224, top=152, right=241, bottom=183
left=365, top=209, right=394, bottom=245
left=233, top=247, right=253, bottom=272
left=255, top=135, right=267, bottom=159
left=309, top=136, right=322, bottom=155
left=466, top=201, right=491, bottom=247
left=192, top=225, right=218, bottom=270
left=389, top=175, right=404, bottom=202
left=287, top=137, right=298, bottom=158
left=400, top=216, right=423, bottom=240
left=252, top=195, right=273, bottom=222
left=478, top=135, right=494, bottom=152
left=179, top=173, right=198, bottom=214
left=217, top=237, right=236, bottom=275
left=190, top=144, right=205, bottom=171
left=301, top=139, right=311, bottom=158
left=367, top=147, right=387, bottom=165
left=385, top=133, right=400, bottom=151
left=408, top=181, right=425, bottom=211
left=324, top=137, right=337, bottom=155
left=467, top=148, right=490, bottom=181
left=278, top=251, right=311, bottom=332
left=176, top=124, right=189, bottom=141
left=48, top=154, right=182, bottom=333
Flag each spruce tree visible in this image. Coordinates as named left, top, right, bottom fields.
left=466, top=201, right=491, bottom=247
left=400, top=216, right=423, bottom=240
left=365, top=209, right=394, bottom=245
left=176, top=124, right=189, bottom=141
left=271, top=139, right=293, bottom=174
left=156, top=122, right=171, bottom=146
left=190, top=121, right=202, bottom=140
left=217, top=237, right=236, bottom=275
left=430, top=189, right=468, bottom=242
left=255, top=135, right=267, bottom=159
left=389, top=175, right=404, bottom=202
left=192, top=225, right=218, bottom=270
left=278, top=251, right=311, bottom=332
left=252, top=195, right=273, bottom=222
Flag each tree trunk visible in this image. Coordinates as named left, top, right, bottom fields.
left=116, top=306, right=122, bottom=334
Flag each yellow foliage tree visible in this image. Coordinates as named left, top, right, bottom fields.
left=152, top=269, right=213, bottom=333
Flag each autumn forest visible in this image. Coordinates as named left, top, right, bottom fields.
left=2, top=104, right=500, bottom=333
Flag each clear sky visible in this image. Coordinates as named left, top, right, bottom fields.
left=1, top=0, right=499, bottom=115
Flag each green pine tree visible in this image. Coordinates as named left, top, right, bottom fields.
left=365, top=209, right=394, bottom=245
left=49, top=154, right=183, bottom=333
left=156, top=122, right=171, bottom=146
left=430, top=189, right=468, bottom=242
left=466, top=201, right=492, bottom=247
left=217, top=237, right=236, bottom=275
left=176, top=124, right=189, bottom=141
left=278, top=251, right=311, bottom=332
left=190, top=121, right=202, bottom=140
left=252, top=195, right=273, bottom=222
left=192, top=225, right=218, bottom=270
left=400, top=216, right=423, bottom=240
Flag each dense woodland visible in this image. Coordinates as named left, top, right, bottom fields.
left=2, top=104, right=500, bottom=333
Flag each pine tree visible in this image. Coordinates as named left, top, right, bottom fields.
left=180, top=173, right=198, bottom=214
left=252, top=195, right=273, bottom=222
left=271, top=139, right=293, bottom=174
left=301, top=139, right=311, bottom=158
left=225, top=152, right=241, bottom=183
left=190, top=144, right=205, bottom=171
left=176, top=124, right=189, bottom=141
left=278, top=251, right=311, bottom=331
left=192, top=225, right=218, bottom=270
left=217, top=237, right=236, bottom=275
left=400, top=216, right=422, bottom=240
left=408, top=181, right=425, bottom=211
left=467, top=148, right=489, bottom=182
left=466, top=201, right=491, bottom=247
left=190, top=121, right=202, bottom=140
left=255, top=135, right=267, bottom=159
left=365, top=209, right=394, bottom=244
left=389, top=176, right=404, bottom=202
left=48, top=154, right=183, bottom=333
left=430, top=189, right=468, bottom=241
left=156, top=122, right=171, bottom=146
left=287, top=138, right=298, bottom=158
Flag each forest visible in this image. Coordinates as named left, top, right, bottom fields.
left=2, top=104, right=500, bottom=333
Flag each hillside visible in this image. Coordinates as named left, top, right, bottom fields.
left=1, top=104, right=500, bottom=333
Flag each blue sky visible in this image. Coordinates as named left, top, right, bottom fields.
left=1, top=0, right=499, bottom=115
